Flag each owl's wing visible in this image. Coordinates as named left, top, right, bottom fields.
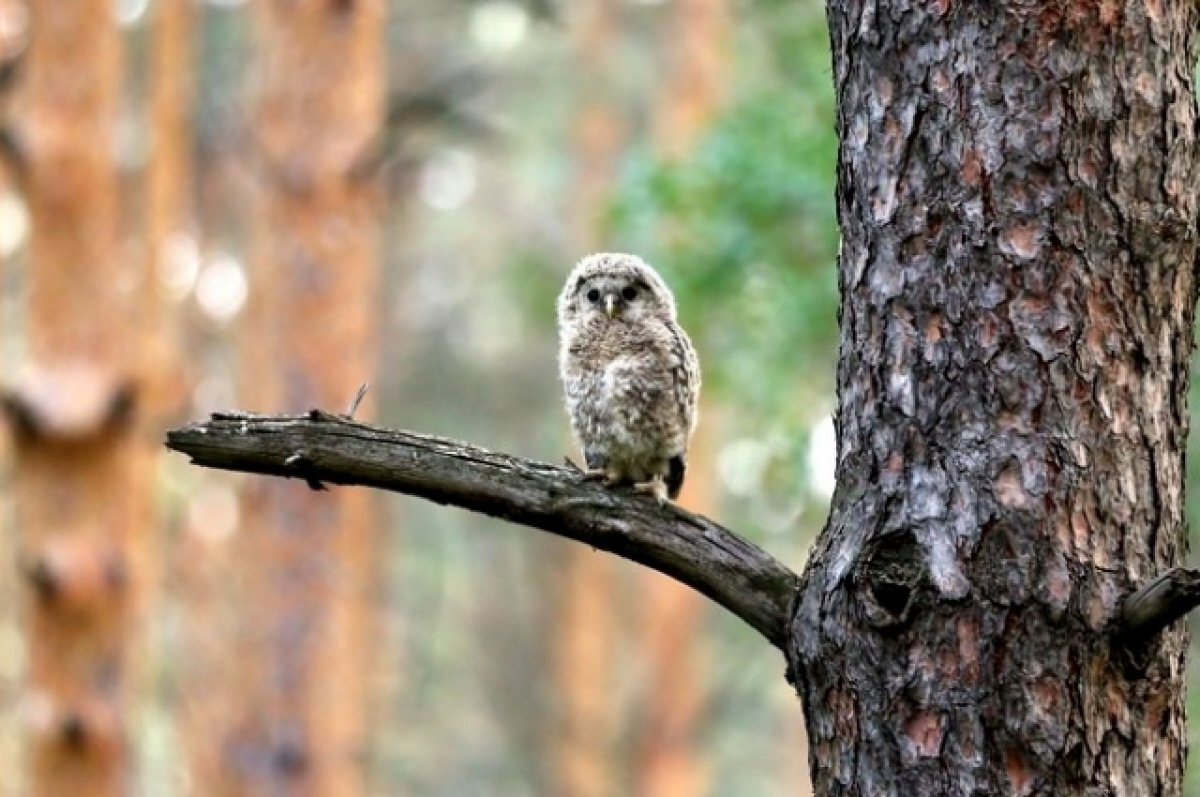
left=662, top=321, right=698, bottom=500
left=665, top=320, right=701, bottom=436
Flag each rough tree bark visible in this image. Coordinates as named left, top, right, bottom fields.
left=167, top=1, right=1200, bottom=794
left=791, top=1, right=1199, bottom=794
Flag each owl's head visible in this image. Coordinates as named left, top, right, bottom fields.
left=557, top=252, right=677, bottom=328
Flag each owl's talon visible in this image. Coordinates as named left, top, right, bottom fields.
left=583, top=468, right=621, bottom=486
left=633, top=478, right=669, bottom=505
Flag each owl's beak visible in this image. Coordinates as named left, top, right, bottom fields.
left=604, top=293, right=617, bottom=318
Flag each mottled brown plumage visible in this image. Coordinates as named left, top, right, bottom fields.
left=557, top=253, right=700, bottom=502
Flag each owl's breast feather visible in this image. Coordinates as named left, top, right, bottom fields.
left=600, top=356, right=635, bottom=401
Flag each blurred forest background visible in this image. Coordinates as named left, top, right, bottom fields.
left=0, top=0, right=1196, bottom=795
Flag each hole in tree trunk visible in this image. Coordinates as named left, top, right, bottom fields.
left=858, top=529, right=925, bottom=628
left=871, top=579, right=913, bottom=617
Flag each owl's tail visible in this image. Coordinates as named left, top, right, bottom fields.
left=666, top=455, right=686, bottom=500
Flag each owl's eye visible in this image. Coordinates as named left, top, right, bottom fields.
left=586, top=289, right=601, bottom=302
left=621, top=286, right=638, bottom=301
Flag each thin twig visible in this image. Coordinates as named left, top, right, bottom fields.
left=346, top=383, right=370, bottom=418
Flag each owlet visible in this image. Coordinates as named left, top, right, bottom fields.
left=557, top=252, right=700, bottom=503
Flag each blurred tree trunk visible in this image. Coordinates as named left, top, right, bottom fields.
left=634, top=1, right=727, bottom=794
left=633, top=434, right=711, bottom=797
left=130, top=0, right=196, bottom=790
left=552, top=1, right=624, bottom=795
left=228, top=2, right=385, bottom=795
left=655, top=0, right=726, bottom=161
left=142, top=0, right=193, bottom=419
left=0, top=8, right=25, bottom=791
left=792, top=1, right=1198, bottom=794
left=135, top=1, right=222, bottom=794
left=176, top=506, right=243, bottom=797
left=7, top=3, right=131, bottom=795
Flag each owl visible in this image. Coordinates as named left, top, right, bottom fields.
left=557, top=252, right=700, bottom=503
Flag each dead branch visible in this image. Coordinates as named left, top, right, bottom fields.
left=165, top=410, right=801, bottom=649
left=1117, top=567, right=1200, bottom=645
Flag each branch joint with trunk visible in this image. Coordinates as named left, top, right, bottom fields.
left=1117, top=567, right=1200, bottom=646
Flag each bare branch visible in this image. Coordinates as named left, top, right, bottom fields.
left=165, top=411, right=801, bottom=649
left=1117, top=567, right=1200, bottom=644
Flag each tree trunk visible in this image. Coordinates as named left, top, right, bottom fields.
left=142, top=0, right=194, bottom=421
left=8, top=2, right=131, bottom=795
left=0, top=7, right=25, bottom=788
left=552, top=2, right=624, bottom=794
left=162, top=2, right=1200, bottom=794
left=634, top=443, right=711, bottom=797
left=792, top=2, right=1199, bottom=794
left=138, top=2, right=220, bottom=793
left=634, top=1, right=727, bottom=793
left=228, top=2, right=384, bottom=794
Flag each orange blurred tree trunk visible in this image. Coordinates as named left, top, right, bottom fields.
left=137, top=0, right=197, bottom=791
left=227, top=2, right=385, bottom=795
left=6, top=3, right=132, bottom=795
left=143, top=0, right=194, bottom=415
left=0, top=7, right=26, bottom=791
left=634, top=2, right=726, bottom=795
left=552, top=1, right=625, bottom=795
left=137, top=1, right=224, bottom=794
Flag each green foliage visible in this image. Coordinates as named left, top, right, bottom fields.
left=608, top=1, right=838, bottom=413
left=1185, top=347, right=1200, bottom=792
left=592, top=1, right=839, bottom=511
left=609, top=93, right=838, bottom=406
